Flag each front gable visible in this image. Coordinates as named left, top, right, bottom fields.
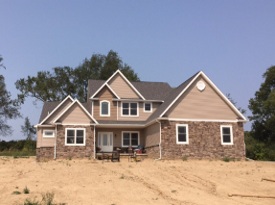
left=90, top=70, right=145, bottom=100
left=54, top=100, right=98, bottom=125
left=108, top=73, right=140, bottom=99
left=166, top=76, right=239, bottom=120
left=161, top=71, right=246, bottom=122
left=40, top=96, right=74, bottom=125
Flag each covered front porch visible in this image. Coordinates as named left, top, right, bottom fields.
left=95, top=127, right=146, bottom=153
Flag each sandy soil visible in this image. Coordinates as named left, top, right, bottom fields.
left=0, top=157, right=275, bottom=205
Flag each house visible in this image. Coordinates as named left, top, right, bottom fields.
left=36, top=70, right=247, bottom=160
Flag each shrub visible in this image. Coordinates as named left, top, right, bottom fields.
left=23, top=186, right=30, bottom=194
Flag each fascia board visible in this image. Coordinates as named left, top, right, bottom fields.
left=39, top=95, right=74, bottom=125
left=200, top=72, right=247, bottom=121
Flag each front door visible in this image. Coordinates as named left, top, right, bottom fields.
left=98, top=132, right=113, bottom=152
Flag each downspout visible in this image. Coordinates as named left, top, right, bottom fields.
left=54, top=124, right=57, bottom=160
left=93, top=125, right=96, bottom=159
left=155, top=119, right=162, bottom=160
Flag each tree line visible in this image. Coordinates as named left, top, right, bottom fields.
left=1, top=51, right=275, bottom=160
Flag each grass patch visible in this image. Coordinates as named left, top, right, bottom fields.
left=0, top=150, right=35, bottom=157
left=182, top=156, right=188, bottom=161
left=20, top=191, right=66, bottom=205
left=23, top=186, right=30, bottom=194
left=12, top=190, right=21, bottom=195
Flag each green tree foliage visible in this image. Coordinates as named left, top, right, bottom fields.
left=226, top=93, right=246, bottom=114
left=248, top=66, right=275, bottom=143
left=21, top=117, right=36, bottom=141
left=16, top=50, right=140, bottom=103
left=0, top=56, right=21, bottom=136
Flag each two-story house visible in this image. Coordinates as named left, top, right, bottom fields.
left=36, top=70, right=247, bottom=160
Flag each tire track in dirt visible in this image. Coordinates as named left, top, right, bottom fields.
left=99, top=163, right=198, bottom=205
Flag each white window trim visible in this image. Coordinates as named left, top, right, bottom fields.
left=143, top=102, right=152, bottom=113
left=220, top=125, right=233, bottom=145
left=176, top=124, right=189, bottom=144
left=121, top=131, right=140, bottom=147
left=43, top=130, right=55, bottom=138
left=100, top=100, right=110, bottom=117
left=121, top=102, right=139, bottom=117
left=65, top=128, right=86, bottom=146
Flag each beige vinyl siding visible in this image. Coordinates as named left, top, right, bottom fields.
left=166, top=77, right=238, bottom=120
left=44, top=99, right=73, bottom=124
left=144, top=123, right=160, bottom=147
left=108, top=73, right=140, bottom=99
left=37, top=127, right=55, bottom=148
left=58, top=103, right=92, bottom=124
left=93, top=87, right=117, bottom=121
left=117, top=102, right=160, bottom=121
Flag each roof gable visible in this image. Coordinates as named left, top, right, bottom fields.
left=53, top=99, right=98, bottom=124
left=90, top=70, right=145, bottom=100
left=147, top=71, right=246, bottom=123
left=166, top=76, right=241, bottom=120
left=39, top=96, right=74, bottom=125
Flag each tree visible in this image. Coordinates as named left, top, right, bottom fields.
left=0, top=56, right=21, bottom=136
left=21, top=117, right=36, bottom=140
left=248, top=65, right=275, bottom=143
left=16, top=50, right=140, bottom=103
left=226, top=93, right=246, bottom=115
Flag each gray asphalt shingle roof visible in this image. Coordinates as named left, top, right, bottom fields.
left=146, top=72, right=199, bottom=123
left=39, top=72, right=199, bottom=125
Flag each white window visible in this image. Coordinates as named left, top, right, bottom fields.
left=43, top=130, right=55, bottom=138
left=176, top=124, right=189, bottom=144
left=122, top=131, right=139, bottom=147
left=221, top=125, right=233, bottom=145
left=65, top=128, right=86, bottom=146
left=144, top=102, right=152, bottom=112
left=122, top=102, right=138, bottom=116
left=100, top=100, right=110, bottom=117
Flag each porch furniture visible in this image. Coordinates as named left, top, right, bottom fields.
left=111, top=151, right=120, bottom=162
left=128, top=150, right=137, bottom=162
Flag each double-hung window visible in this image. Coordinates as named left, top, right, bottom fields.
left=176, top=124, right=189, bottom=144
left=65, top=128, right=85, bottom=146
left=122, top=131, right=139, bottom=147
left=100, top=100, right=110, bottom=117
left=221, top=125, right=233, bottom=145
left=122, top=102, right=138, bottom=116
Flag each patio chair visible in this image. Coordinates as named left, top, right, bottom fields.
left=128, top=150, right=137, bottom=162
left=111, top=151, right=120, bottom=162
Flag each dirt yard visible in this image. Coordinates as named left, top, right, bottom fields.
left=0, top=157, right=275, bottom=205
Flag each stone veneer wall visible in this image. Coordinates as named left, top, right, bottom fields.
left=36, top=147, right=54, bottom=161
left=56, top=125, right=94, bottom=159
left=145, top=145, right=160, bottom=159
left=161, top=121, right=245, bottom=159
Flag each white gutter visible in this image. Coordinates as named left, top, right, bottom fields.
left=155, top=120, right=162, bottom=160
left=93, top=125, right=96, bottom=159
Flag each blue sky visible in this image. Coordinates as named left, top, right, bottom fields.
left=1, top=1, right=275, bottom=140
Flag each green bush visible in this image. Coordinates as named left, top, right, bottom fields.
left=245, top=133, right=275, bottom=161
